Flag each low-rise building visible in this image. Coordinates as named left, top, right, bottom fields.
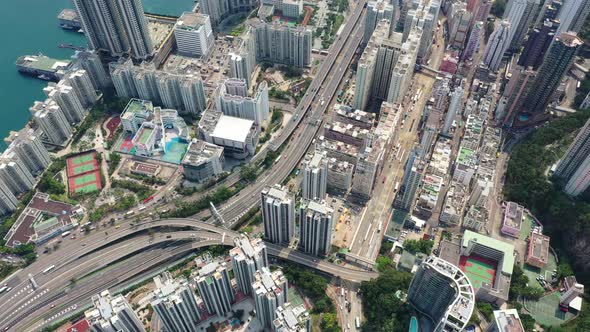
left=273, top=303, right=311, bottom=332
left=198, top=110, right=259, bottom=159
left=526, top=231, right=550, bottom=268
left=181, top=139, right=225, bottom=183
left=501, top=202, right=524, bottom=238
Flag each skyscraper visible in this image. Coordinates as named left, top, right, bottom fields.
left=555, top=117, right=590, bottom=196
left=298, top=199, right=334, bottom=256
left=557, top=0, right=590, bottom=34
left=195, top=262, right=234, bottom=316
left=200, top=0, right=257, bottom=26
left=73, top=0, right=154, bottom=60
left=216, top=79, right=270, bottom=125
left=503, top=0, right=541, bottom=50
left=521, top=32, right=582, bottom=118
left=230, top=235, right=268, bottom=295
left=387, top=27, right=422, bottom=103
left=301, top=150, right=328, bottom=200
left=174, top=12, right=214, bottom=58
left=364, top=0, right=395, bottom=43
left=407, top=256, right=475, bottom=332
left=29, top=99, right=72, bottom=146
left=252, top=267, right=289, bottom=329
left=261, top=185, right=295, bottom=245
left=85, top=290, right=146, bottom=332
left=483, top=20, right=511, bottom=71
left=151, top=272, right=201, bottom=332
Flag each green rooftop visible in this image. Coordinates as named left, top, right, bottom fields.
left=124, top=99, right=153, bottom=116
left=137, top=127, right=154, bottom=145
left=458, top=147, right=475, bottom=164
left=16, top=55, right=71, bottom=72
left=33, top=215, right=60, bottom=233
left=462, top=230, right=515, bottom=275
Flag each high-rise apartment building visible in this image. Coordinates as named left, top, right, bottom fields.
left=521, top=32, right=582, bottom=118
left=216, top=79, right=270, bottom=125
left=261, top=185, right=295, bottom=245
left=29, top=99, right=72, bottom=146
left=85, top=290, right=145, bottom=332
left=518, top=18, right=559, bottom=70
left=557, top=0, right=590, bottom=34
left=301, top=150, right=328, bottom=200
left=0, top=179, right=18, bottom=216
left=195, top=262, right=234, bottom=316
left=200, top=0, right=257, bottom=26
left=387, top=27, right=422, bottom=103
left=151, top=272, right=202, bottom=332
left=252, top=267, right=289, bottom=329
left=403, top=0, right=440, bottom=60
left=442, top=85, right=463, bottom=135
left=407, top=256, right=475, bottom=332
left=4, top=128, right=51, bottom=177
left=252, top=20, right=312, bottom=68
left=298, top=199, right=334, bottom=256
left=0, top=151, right=35, bottom=196
left=503, top=0, right=541, bottom=50
left=110, top=59, right=207, bottom=114
left=229, top=28, right=257, bottom=87
left=364, top=0, right=395, bottom=43
left=75, top=50, right=111, bottom=90
left=448, top=1, right=472, bottom=49
left=73, top=0, right=153, bottom=60
left=230, top=235, right=269, bottom=295
left=67, top=69, right=100, bottom=108
left=555, top=117, right=590, bottom=196
left=394, top=150, right=425, bottom=211
left=354, top=20, right=400, bottom=110
left=483, top=20, right=511, bottom=71
left=175, top=12, right=214, bottom=58
left=44, top=81, right=86, bottom=124
left=462, top=21, right=483, bottom=61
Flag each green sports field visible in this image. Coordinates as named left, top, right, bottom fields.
left=460, top=256, right=497, bottom=289
left=71, top=154, right=93, bottom=165
left=75, top=182, right=98, bottom=193
left=72, top=163, right=97, bottom=176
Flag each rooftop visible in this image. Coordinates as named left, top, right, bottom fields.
left=493, top=309, right=524, bottom=332
left=16, top=54, right=71, bottom=72
left=182, top=139, right=224, bottom=166
left=528, top=232, right=550, bottom=263
left=176, top=12, right=210, bottom=30
left=462, top=230, right=515, bottom=275
left=211, top=115, right=255, bottom=143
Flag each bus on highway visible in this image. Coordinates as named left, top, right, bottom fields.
left=355, top=316, right=360, bottom=329
left=0, top=286, right=8, bottom=294
left=61, top=231, right=71, bottom=238
left=43, top=265, right=55, bottom=274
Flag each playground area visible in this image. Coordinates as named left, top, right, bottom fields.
left=115, top=133, right=136, bottom=154
left=105, top=116, right=121, bottom=140
left=459, top=255, right=498, bottom=290
left=66, top=152, right=102, bottom=194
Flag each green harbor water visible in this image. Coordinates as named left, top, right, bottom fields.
left=0, top=0, right=194, bottom=150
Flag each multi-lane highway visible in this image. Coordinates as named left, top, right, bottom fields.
left=1, top=217, right=376, bottom=330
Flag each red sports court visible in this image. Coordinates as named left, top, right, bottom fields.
left=459, top=255, right=498, bottom=290
left=66, top=152, right=102, bottom=194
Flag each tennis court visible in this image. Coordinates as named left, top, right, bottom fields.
left=66, top=152, right=103, bottom=194
left=459, top=255, right=497, bottom=290
left=68, top=171, right=102, bottom=194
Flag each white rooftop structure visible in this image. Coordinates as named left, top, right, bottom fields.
left=212, top=116, right=254, bottom=143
